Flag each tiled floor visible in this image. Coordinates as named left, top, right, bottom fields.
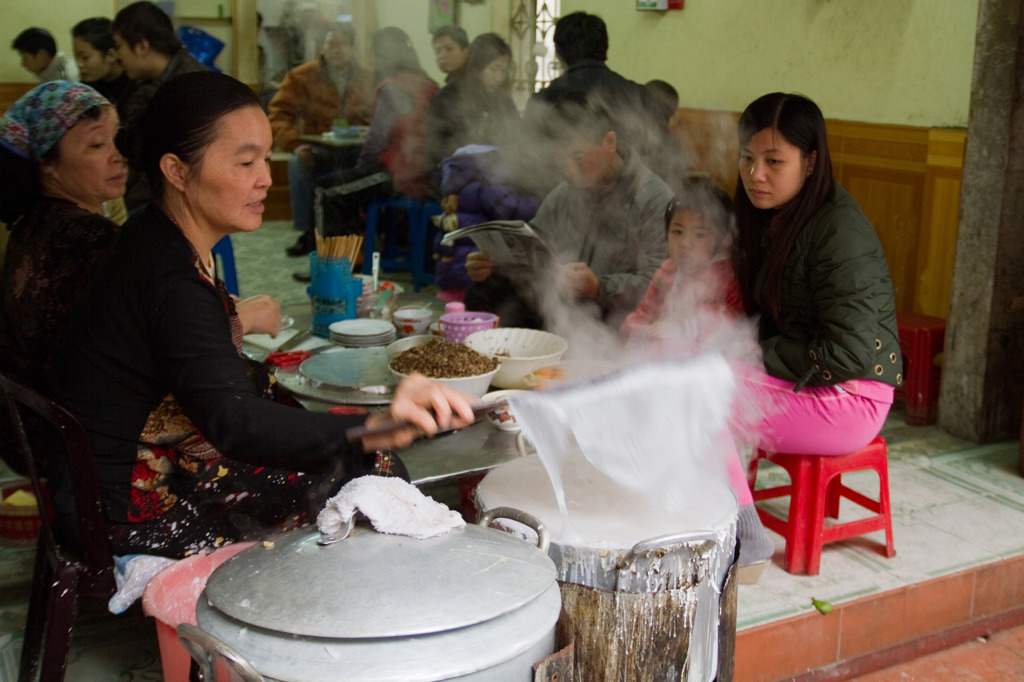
left=851, top=622, right=1024, bottom=680
left=0, top=221, right=1019, bottom=681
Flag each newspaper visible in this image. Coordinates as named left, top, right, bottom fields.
left=439, top=220, right=555, bottom=273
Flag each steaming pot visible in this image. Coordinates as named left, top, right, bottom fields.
left=476, top=453, right=738, bottom=682
left=188, top=510, right=561, bottom=682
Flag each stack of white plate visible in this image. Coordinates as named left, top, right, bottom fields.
left=328, top=319, right=396, bottom=347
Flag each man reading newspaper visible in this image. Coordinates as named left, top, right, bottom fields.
left=462, top=93, right=671, bottom=330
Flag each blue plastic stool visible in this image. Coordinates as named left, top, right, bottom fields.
left=362, top=198, right=440, bottom=292
left=212, top=236, right=239, bottom=296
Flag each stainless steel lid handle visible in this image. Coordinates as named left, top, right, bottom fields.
left=616, top=530, right=722, bottom=572
left=478, top=506, right=550, bottom=553
left=177, top=623, right=265, bottom=681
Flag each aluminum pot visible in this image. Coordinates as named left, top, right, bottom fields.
left=187, top=509, right=561, bottom=682
left=476, top=453, right=737, bottom=682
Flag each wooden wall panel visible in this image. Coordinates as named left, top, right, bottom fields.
left=0, top=83, right=33, bottom=114
left=843, top=172, right=923, bottom=312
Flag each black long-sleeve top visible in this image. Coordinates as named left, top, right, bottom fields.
left=51, top=206, right=368, bottom=522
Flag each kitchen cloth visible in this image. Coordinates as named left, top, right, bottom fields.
left=317, top=475, right=465, bottom=540
left=108, top=554, right=177, bottom=614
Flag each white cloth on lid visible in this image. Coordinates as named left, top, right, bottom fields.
left=317, top=475, right=465, bottom=540
left=511, top=355, right=737, bottom=523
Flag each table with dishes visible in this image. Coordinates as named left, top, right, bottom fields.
left=242, top=296, right=569, bottom=484
left=300, top=125, right=369, bottom=149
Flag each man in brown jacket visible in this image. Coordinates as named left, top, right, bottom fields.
left=268, top=25, right=372, bottom=256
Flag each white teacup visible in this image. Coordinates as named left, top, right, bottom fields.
left=392, top=307, right=432, bottom=337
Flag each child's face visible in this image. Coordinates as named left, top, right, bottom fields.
left=668, top=210, right=720, bottom=273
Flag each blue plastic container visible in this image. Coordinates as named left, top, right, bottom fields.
left=308, top=253, right=361, bottom=337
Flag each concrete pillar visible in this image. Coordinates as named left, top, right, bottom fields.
left=941, top=0, right=1024, bottom=442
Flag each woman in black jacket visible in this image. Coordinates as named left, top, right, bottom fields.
left=426, top=32, right=520, bottom=169
left=735, top=92, right=902, bottom=454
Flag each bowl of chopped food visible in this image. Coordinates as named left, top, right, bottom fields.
left=463, top=328, right=568, bottom=389
left=389, top=339, right=500, bottom=397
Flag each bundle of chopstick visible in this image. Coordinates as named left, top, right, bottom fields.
left=315, top=233, right=363, bottom=261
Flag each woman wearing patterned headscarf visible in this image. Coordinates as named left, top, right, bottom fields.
left=0, top=80, right=125, bottom=384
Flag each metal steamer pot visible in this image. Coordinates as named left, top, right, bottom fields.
left=188, top=510, right=562, bottom=682
left=476, top=452, right=739, bottom=682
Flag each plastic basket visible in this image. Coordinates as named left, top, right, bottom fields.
left=438, top=312, right=499, bottom=344
left=0, top=481, right=41, bottom=542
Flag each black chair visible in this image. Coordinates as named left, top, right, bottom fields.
left=0, top=372, right=116, bottom=682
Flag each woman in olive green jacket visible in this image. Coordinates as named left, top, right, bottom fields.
left=735, top=92, right=902, bottom=454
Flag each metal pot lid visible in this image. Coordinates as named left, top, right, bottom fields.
left=196, top=583, right=562, bottom=682
left=204, top=524, right=556, bottom=639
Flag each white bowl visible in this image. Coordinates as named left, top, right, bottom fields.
left=480, top=389, right=530, bottom=431
left=525, top=360, right=619, bottom=390
left=392, top=307, right=433, bottom=337
left=389, top=365, right=499, bottom=398
left=463, top=328, right=569, bottom=389
left=385, top=335, right=435, bottom=360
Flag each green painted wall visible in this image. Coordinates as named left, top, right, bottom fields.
left=563, top=0, right=979, bottom=127
left=4, top=0, right=980, bottom=128
left=2, top=1, right=115, bottom=82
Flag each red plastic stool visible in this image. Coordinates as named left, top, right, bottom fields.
left=895, top=312, right=945, bottom=425
left=746, top=436, right=895, bottom=575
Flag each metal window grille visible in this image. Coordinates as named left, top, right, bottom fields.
left=508, top=0, right=560, bottom=108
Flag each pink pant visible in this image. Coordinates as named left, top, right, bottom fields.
left=725, top=367, right=894, bottom=505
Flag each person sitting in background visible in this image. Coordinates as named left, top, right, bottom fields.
left=255, top=12, right=280, bottom=110
left=314, top=27, right=439, bottom=238
left=520, top=12, right=676, bottom=193
left=0, top=82, right=123, bottom=386
left=644, top=79, right=679, bottom=128
left=12, top=27, right=80, bottom=83
left=72, top=18, right=131, bottom=104
left=431, top=26, right=469, bottom=84
left=641, top=78, right=689, bottom=186
left=112, top=0, right=207, bottom=211
left=268, top=25, right=373, bottom=257
left=426, top=32, right=520, bottom=169
left=621, top=179, right=743, bottom=346
left=0, top=82, right=122, bottom=478
left=426, top=32, right=524, bottom=301
left=51, top=72, right=476, bottom=558
left=434, top=148, right=540, bottom=304
left=465, top=93, right=671, bottom=330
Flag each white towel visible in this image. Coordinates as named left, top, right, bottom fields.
left=317, top=476, right=465, bottom=540
left=108, top=554, right=176, bottom=614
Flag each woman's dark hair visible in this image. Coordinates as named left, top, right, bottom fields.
left=553, top=12, right=607, bottom=65
left=461, top=33, right=511, bottom=91
left=665, top=178, right=736, bottom=246
left=733, top=92, right=834, bottom=319
left=112, top=1, right=182, bottom=56
left=72, top=17, right=115, bottom=54
left=136, top=71, right=260, bottom=201
left=0, top=106, right=105, bottom=225
left=431, top=25, right=469, bottom=50
left=12, top=28, right=56, bottom=57
left=371, top=27, right=428, bottom=83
